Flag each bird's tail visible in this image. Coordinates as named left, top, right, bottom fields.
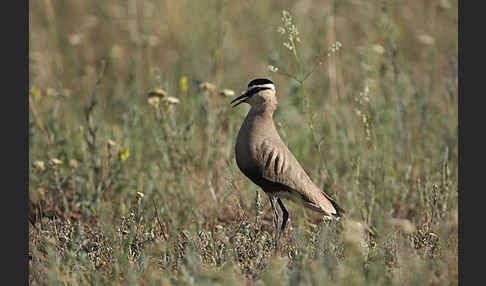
left=323, top=192, right=345, bottom=219
left=300, top=194, right=344, bottom=221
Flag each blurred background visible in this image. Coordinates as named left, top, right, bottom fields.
left=29, top=0, right=458, bottom=284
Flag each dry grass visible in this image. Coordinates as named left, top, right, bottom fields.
left=29, top=1, right=457, bottom=285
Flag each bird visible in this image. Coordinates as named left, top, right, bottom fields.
left=231, top=78, right=344, bottom=248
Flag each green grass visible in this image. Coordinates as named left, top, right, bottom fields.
left=29, top=1, right=458, bottom=285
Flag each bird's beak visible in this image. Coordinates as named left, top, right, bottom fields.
left=231, top=86, right=271, bottom=108
left=231, top=91, right=249, bottom=108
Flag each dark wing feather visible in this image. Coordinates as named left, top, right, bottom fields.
left=255, top=138, right=342, bottom=217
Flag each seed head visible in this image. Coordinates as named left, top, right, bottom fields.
left=33, top=160, right=46, bottom=171
left=147, top=96, right=160, bottom=108
left=46, top=88, right=57, bottom=97
left=69, top=159, right=79, bottom=169
left=50, top=158, right=62, bottom=165
left=162, top=96, right=180, bottom=105
left=147, top=88, right=167, bottom=99
left=200, top=82, right=217, bottom=92
left=279, top=10, right=300, bottom=51
left=371, top=44, right=385, bottom=55
left=283, top=42, right=293, bottom=51
left=327, top=41, right=342, bottom=56
left=417, top=33, right=435, bottom=46
left=267, top=65, right=279, bottom=73
left=219, top=89, right=235, bottom=97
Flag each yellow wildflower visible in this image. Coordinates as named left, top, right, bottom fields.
left=179, top=76, right=188, bottom=94
left=30, top=86, right=41, bottom=100
left=119, top=147, right=130, bottom=162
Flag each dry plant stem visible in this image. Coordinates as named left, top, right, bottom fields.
left=29, top=95, right=55, bottom=158
left=278, top=22, right=334, bottom=181
left=201, top=91, right=214, bottom=171
left=53, top=166, right=63, bottom=194
left=152, top=198, right=168, bottom=240
left=31, top=95, right=68, bottom=211
left=300, top=83, right=329, bottom=179
left=84, top=60, right=107, bottom=195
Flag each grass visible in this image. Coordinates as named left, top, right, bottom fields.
left=29, top=1, right=458, bottom=285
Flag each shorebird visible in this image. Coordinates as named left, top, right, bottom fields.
left=231, top=78, right=344, bottom=246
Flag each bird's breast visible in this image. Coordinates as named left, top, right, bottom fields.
left=235, top=127, right=257, bottom=171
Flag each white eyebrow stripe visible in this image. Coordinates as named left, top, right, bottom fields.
left=247, top=83, right=275, bottom=93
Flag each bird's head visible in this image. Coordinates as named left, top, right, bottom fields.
left=231, top=78, right=277, bottom=110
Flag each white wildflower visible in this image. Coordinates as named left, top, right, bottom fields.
left=219, top=89, right=235, bottom=97
left=199, top=82, right=217, bottom=92
left=50, top=158, right=62, bottom=165
left=33, top=160, right=46, bottom=171
left=267, top=65, right=279, bottom=73
left=162, top=96, right=180, bottom=105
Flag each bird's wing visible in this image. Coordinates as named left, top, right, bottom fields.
left=255, top=138, right=343, bottom=217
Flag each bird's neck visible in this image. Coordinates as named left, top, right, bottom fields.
left=248, top=105, right=275, bottom=121
left=241, top=106, right=278, bottom=139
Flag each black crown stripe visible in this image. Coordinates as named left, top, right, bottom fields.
left=248, top=78, right=274, bottom=88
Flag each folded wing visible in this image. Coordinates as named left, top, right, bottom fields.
left=255, top=138, right=343, bottom=218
